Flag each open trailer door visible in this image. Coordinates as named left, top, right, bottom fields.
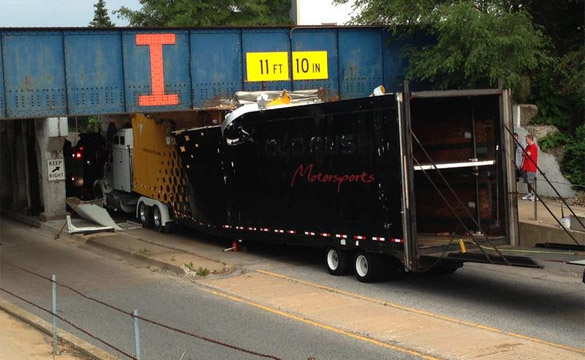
left=399, top=84, right=539, bottom=270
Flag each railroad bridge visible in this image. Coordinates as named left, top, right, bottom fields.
left=0, top=26, right=407, bottom=119
left=0, top=26, right=409, bottom=220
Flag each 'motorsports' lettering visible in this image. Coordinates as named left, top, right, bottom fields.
left=290, top=163, right=374, bottom=194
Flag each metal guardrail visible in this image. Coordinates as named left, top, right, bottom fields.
left=1, top=261, right=283, bottom=360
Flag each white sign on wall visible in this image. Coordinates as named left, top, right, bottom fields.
left=47, top=159, right=65, bottom=181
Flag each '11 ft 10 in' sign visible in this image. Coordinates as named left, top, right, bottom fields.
left=246, top=51, right=328, bottom=82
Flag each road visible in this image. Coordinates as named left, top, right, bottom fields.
left=0, top=219, right=418, bottom=360
left=1, top=218, right=584, bottom=359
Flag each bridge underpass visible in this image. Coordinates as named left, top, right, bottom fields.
left=0, top=26, right=412, bottom=220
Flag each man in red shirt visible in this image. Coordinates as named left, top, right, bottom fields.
left=521, top=134, right=538, bottom=201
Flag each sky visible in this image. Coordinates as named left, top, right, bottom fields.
left=0, top=0, right=142, bottom=27
left=296, top=0, right=356, bottom=26
left=0, top=0, right=357, bottom=27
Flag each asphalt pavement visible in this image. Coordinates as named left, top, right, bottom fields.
left=0, top=219, right=419, bottom=360
left=1, top=202, right=584, bottom=359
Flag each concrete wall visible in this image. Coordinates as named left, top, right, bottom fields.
left=513, top=104, right=576, bottom=198
left=519, top=222, right=585, bottom=248
left=35, top=117, right=68, bottom=220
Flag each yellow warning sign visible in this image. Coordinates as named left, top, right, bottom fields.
left=292, top=51, right=328, bottom=80
left=246, top=52, right=289, bottom=82
left=245, top=51, right=329, bottom=82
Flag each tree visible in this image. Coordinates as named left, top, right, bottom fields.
left=336, top=0, right=584, bottom=187
left=335, top=0, right=550, bottom=98
left=90, top=0, right=115, bottom=27
left=115, top=0, right=292, bottom=27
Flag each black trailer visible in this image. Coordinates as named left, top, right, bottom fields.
left=173, top=88, right=533, bottom=282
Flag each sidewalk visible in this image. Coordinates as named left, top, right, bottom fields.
left=0, top=297, right=118, bottom=360
left=0, top=305, right=88, bottom=360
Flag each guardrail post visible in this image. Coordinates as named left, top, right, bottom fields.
left=133, top=309, right=141, bottom=360
left=534, top=182, right=538, bottom=221
left=51, top=274, right=58, bottom=355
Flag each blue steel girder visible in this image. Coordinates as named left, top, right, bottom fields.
left=0, top=26, right=409, bottom=120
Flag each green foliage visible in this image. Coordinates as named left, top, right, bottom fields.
left=334, top=0, right=583, bottom=184
left=537, top=132, right=569, bottom=151
left=561, top=125, right=585, bottom=188
left=196, top=267, right=210, bottom=276
left=335, top=1, right=550, bottom=97
left=87, top=116, right=102, bottom=133
left=90, top=0, right=115, bottom=27
left=115, top=0, right=292, bottom=27
left=530, top=46, right=584, bottom=131
left=408, top=3, right=549, bottom=95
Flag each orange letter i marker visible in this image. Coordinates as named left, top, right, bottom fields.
left=135, top=34, right=179, bottom=106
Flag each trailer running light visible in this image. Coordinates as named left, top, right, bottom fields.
left=391, top=238, right=404, bottom=243
left=320, top=233, right=332, bottom=237
left=287, top=230, right=297, bottom=234
left=335, top=234, right=347, bottom=239
left=354, top=235, right=366, bottom=240
left=304, top=231, right=316, bottom=236
left=260, top=228, right=270, bottom=232
left=372, top=237, right=386, bottom=242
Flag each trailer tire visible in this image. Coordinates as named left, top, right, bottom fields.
left=152, top=205, right=164, bottom=232
left=138, top=202, right=152, bottom=228
left=353, top=251, right=379, bottom=283
left=325, top=247, right=350, bottom=276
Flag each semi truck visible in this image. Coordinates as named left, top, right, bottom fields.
left=95, top=111, right=219, bottom=232
left=171, top=87, right=539, bottom=282
left=99, top=87, right=581, bottom=282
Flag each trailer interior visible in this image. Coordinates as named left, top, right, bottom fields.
left=404, top=91, right=530, bottom=268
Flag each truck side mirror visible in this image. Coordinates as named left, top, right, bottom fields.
left=223, top=124, right=252, bottom=146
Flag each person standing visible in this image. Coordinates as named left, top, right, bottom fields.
left=521, top=134, right=538, bottom=201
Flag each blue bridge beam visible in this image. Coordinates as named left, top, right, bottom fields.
left=0, top=27, right=407, bottom=120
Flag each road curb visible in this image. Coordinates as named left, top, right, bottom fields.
left=84, top=237, right=187, bottom=275
left=0, top=298, right=119, bottom=360
left=38, top=219, right=230, bottom=276
left=0, top=209, right=41, bottom=228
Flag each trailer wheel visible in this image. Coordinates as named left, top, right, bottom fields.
left=152, top=205, right=164, bottom=232
left=353, top=251, right=379, bottom=283
left=325, top=247, right=350, bottom=275
left=138, top=202, right=152, bottom=228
